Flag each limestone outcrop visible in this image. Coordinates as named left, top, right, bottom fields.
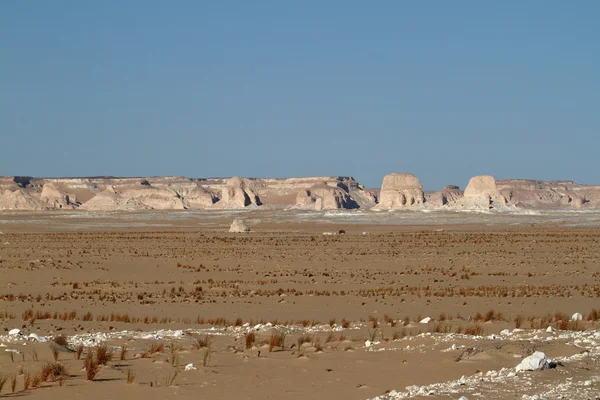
left=451, top=175, right=507, bottom=210
left=2, top=174, right=600, bottom=211
left=295, top=183, right=358, bottom=210
left=229, top=219, right=250, bottom=233
left=426, top=185, right=463, bottom=207
left=373, top=173, right=424, bottom=210
left=215, top=177, right=261, bottom=208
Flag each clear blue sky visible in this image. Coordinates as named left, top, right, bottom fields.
left=1, top=1, right=598, bottom=189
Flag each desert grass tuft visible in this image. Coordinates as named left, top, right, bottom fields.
left=126, top=369, right=136, bottom=384
left=95, top=343, right=113, bottom=365
left=0, top=374, right=8, bottom=393
left=84, top=351, right=100, bottom=381
left=245, top=332, right=256, bottom=350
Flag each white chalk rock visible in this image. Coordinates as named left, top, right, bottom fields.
left=451, top=344, right=457, bottom=350
left=571, top=312, right=583, bottom=321
left=8, top=329, right=21, bottom=336
left=459, top=397, right=469, bottom=400
left=419, top=317, right=431, bottom=324
left=27, top=333, right=48, bottom=342
left=546, top=326, right=554, bottom=333
left=229, top=219, right=250, bottom=233
left=184, top=363, right=197, bottom=371
left=515, top=351, right=550, bottom=372
left=365, top=340, right=372, bottom=347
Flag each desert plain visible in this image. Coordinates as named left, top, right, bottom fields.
left=0, top=208, right=600, bottom=400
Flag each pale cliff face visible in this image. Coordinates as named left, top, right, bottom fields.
left=1, top=175, right=599, bottom=211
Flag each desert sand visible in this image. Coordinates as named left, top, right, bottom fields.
left=1, top=206, right=600, bottom=399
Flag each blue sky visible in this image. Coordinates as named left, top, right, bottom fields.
left=1, top=1, right=598, bottom=189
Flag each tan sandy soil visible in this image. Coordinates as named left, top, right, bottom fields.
left=0, top=211, right=599, bottom=399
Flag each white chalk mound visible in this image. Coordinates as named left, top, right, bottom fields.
left=571, top=312, right=583, bottom=321
left=374, top=173, right=424, bottom=210
left=450, top=175, right=507, bottom=210
left=295, top=183, right=357, bottom=210
left=229, top=219, right=250, bottom=233
left=217, top=177, right=261, bottom=208
left=515, top=351, right=551, bottom=372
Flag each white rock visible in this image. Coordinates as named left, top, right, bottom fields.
left=546, top=326, right=554, bottom=333
left=184, top=363, right=197, bottom=371
left=5, top=348, right=21, bottom=354
left=419, top=317, right=431, bottom=324
left=571, top=312, right=583, bottom=321
left=8, top=329, right=21, bottom=336
left=515, top=351, right=550, bottom=372
left=365, top=340, right=372, bottom=347
left=28, top=333, right=48, bottom=342
left=459, top=397, right=469, bottom=400
left=451, top=344, right=457, bottom=350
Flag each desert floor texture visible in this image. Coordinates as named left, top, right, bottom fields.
left=1, top=210, right=600, bottom=399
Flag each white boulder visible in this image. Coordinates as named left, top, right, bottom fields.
left=229, top=219, right=250, bottom=233
left=515, top=351, right=551, bottom=372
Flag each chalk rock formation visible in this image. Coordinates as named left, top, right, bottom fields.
left=451, top=175, right=507, bottom=210
left=515, top=351, right=552, bottom=372
left=216, top=177, right=260, bottom=208
left=0, top=189, right=49, bottom=210
left=119, top=184, right=185, bottom=210
left=40, top=183, right=74, bottom=209
left=229, top=219, right=250, bottom=233
left=374, top=173, right=424, bottom=210
left=78, top=187, right=151, bottom=211
left=427, top=185, right=463, bottom=206
left=295, top=183, right=358, bottom=210
left=181, top=185, right=217, bottom=209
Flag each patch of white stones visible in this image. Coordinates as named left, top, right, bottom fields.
left=367, top=329, right=600, bottom=400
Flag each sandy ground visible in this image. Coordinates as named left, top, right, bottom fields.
left=1, top=210, right=600, bottom=399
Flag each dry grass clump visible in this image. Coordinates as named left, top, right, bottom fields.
left=245, top=332, right=256, bottom=350
left=126, top=369, right=136, bottom=384
left=269, top=331, right=286, bottom=352
left=84, top=351, right=100, bottom=380
left=192, top=336, right=210, bottom=350
left=514, top=314, right=524, bottom=328
left=76, top=344, right=84, bottom=360
left=148, top=341, right=165, bottom=354
left=120, top=345, right=128, bottom=361
left=0, top=374, right=8, bottom=393
left=95, top=343, right=113, bottom=365
left=463, top=324, right=484, bottom=336
left=40, top=362, right=68, bottom=382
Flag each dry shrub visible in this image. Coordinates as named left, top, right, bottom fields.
left=30, top=373, right=42, bottom=388
left=192, top=336, right=209, bottom=350
left=10, top=374, right=17, bottom=392
left=95, top=344, right=113, bottom=365
left=464, top=324, right=484, bottom=336
left=84, top=352, right=100, bottom=380
left=126, top=369, right=136, bottom=384
left=325, top=332, right=335, bottom=343
left=514, top=314, right=524, bottom=329
left=0, top=374, right=8, bottom=393
left=340, top=319, right=350, bottom=329
left=76, top=345, right=84, bottom=360
left=40, top=362, right=68, bottom=382
left=23, top=371, right=32, bottom=390
left=245, top=332, right=256, bottom=350
left=53, top=336, right=69, bottom=347
left=149, top=342, right=165, bottom=354
left=120, top=345, right=127, bottom=361
left=269, top=331, right=285, bottom=352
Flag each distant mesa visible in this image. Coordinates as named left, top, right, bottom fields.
left=373, top=173, right=424, bottom=210
left=1, top=173, right=599, bottom=212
